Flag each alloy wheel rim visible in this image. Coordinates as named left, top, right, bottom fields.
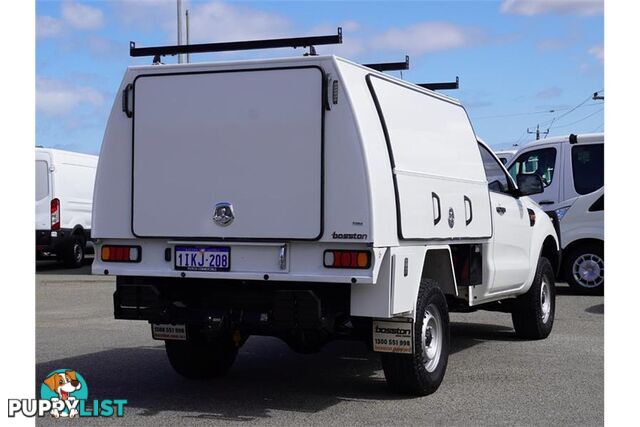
left=422, top=304, right=443, bottom=373
left=573, top=253, right=604, bottom=288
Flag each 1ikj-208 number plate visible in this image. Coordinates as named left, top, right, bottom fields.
left=174, top=246, right=230, bottom=272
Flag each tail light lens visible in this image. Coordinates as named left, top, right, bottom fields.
left=50, top=198, right=60, bottom=231
left=101, top=245, right=141, bottom=262
left=323, top=250, right=371, bottom=269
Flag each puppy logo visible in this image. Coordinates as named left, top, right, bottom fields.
left=41, top=369, right=88, bottom=418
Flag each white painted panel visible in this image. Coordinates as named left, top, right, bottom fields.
left=351, top=249, right=392, bottom=318
left=132, top=67, right=323, bottom=239
left=368, top=76, right=486, bottom=182
left=390, top=247, right=424, bottom=315
left=368, top=76, right=491, bottom=239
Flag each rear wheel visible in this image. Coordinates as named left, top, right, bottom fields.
left=381, top=279, right=450, bottom=396
left=63, top=236, right=85, bottom=268
left=165, top=336, right=238, bottom=379
left=512, top=257, right=555, bottom=339
left=563, top=243, right=604, bottom=295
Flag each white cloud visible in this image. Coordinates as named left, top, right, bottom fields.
left=36, top=1, right=105, bottom=38
left=589, top=43, right=604, bottom=63
left=61, top=1, right=105, bottom=30
left=374, top=22, right=487, bottom=55
left=189, top=1, right=290, bottom=43
left=500, top=0, right=603, bottom=16
left=36, top=78, right=105, bottom=117
left=113, top=0, right=178, bottom=35
left=37, top=16, right=64, bottom=39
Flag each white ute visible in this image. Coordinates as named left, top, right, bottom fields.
left=93, top=34, right=559, bottom=395
left=36, top=147, right=97, bottom=267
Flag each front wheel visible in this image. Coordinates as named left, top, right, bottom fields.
left=381, top=279, right=450, bottom=396
left=165, top=336, right=238, bottom=379
left=511, top=257, right=556, bottom=340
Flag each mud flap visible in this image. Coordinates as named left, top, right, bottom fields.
left=372, top=318, right=414, bottom=354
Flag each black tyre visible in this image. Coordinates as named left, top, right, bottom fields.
left=381, top=279, right=450, bottom=396
left=63, top=236, right=85, bottom=268
left=512, top=257, right=555, bottom=340
left=165, top=337, right=238, bottom=379
left=562, top=242, right=604, bottom=295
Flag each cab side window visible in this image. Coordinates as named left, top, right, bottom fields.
left=572, top=144, right=604, bottom=194
left=508, top=148, right=557, bottom=187
left=478, top=144, right=512, bottom=194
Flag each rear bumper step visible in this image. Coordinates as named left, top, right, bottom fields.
left=114, top=276, right=351, bottom=331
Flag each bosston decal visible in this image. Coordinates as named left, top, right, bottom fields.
left=375, top=325, right=412, bottom=336
left=331, top=231, right=368, bottom=240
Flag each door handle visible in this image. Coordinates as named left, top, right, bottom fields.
left=496, top=206, right=506, bottom=214
left=539, top=200, right=554, bottom=205
left=432, top=192, right=441, bottom=225
left=464, top=195, right=473, bottom=225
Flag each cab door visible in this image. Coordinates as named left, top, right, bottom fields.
left=478, top=144, right=531, bottom=293
left=507, top=145, right=560, bottom=211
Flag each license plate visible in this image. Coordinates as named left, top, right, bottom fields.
left=151, top=323, right=187, bottom=341
left=174, top=246, right=230, bottom=272
left=372, top=319, right=414, bottom=354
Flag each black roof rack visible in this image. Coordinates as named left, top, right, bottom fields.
left=130, top=27, right=343, bottom=59
left=363, top=56, right=410, bottom=72
left=417, top=77, right=460, bottom=91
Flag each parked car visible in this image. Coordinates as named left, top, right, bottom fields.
left=36, top=147, right=98, bottom=267
left=506, top=133, right=604, bottom=293
left=494, top=149, right=517, bottom=165
left=92, top=46, right=559, bottom=395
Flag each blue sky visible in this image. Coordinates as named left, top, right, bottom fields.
left=36, top=0, right=604, bottom=154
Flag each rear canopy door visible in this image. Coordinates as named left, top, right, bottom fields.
left=35, top=151, right=52, bottom=230
left=131, top=66, right=324, bottom=239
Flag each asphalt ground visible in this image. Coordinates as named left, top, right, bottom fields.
left=35, top=259, right=603, bottom=426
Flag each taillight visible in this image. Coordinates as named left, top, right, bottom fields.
left=101, top=245, right=141, bottom=262
left=50, top=198, right=60, bottom=231
left=323, top=250, right=371, bottom=269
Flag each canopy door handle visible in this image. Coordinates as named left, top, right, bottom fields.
left=432, top=192, right=441, bottom=225
left=464, top=196, right=473, bottom=225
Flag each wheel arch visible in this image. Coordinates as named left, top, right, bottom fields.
left=561, top=238, right=603, bottom=269
left=540, top=235, right=560, bottom=276
left=421, top=246, right=457, bottom=297
left=70, top=225, right=87, bottom=242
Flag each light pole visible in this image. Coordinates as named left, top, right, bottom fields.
left=177, top=0, right=183, bottom=63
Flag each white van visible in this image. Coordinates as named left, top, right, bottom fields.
left=92, top=37, right=559, bottom=395
left=36, top=147, right=98, bottom=267
left=506, top=133, right=604, bottom=293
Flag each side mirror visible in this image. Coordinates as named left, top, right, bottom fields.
left=516, top=173, right=544, bottom=196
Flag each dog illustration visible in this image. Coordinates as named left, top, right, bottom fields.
left=43, top=370, right=82, bottom=418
